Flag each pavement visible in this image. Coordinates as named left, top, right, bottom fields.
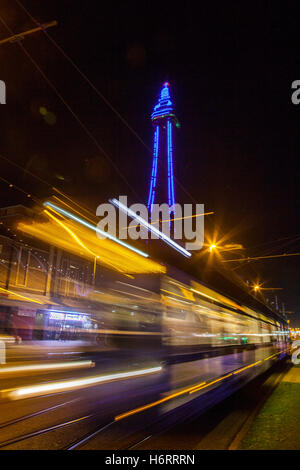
left=281, top=365, right=300, bottom=383
left=239, top=363, right=300, bottom=450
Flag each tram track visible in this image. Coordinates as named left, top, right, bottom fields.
left=0, top=398, right=79, bottom=430
left=125, top=358, right=292, bottom=451
left=0, top=351, right=290, bottom=450
left=60, top=353, right=291, bottom=450
left=0, top=414, right=92, bottom=449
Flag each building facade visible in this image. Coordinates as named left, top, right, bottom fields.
left=0, top=205, right=96, bottom=340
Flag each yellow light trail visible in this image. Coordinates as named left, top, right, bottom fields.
left=44, top=206, right=126, bottom=274
left=189, top=373, right=233, bottom=394
left=44, top=200, right=151, bottom=259
left=259, top=288, right=283, bottom=291
left=190, top=287, right=239, bottom=310
left=161, top=289, right=192, bottom=301
left=52, top=187, right=95, bottom=219
left=125, top=211, right=214, bottom=231
left=264, top=353, right=278, bottom=361
left=18, top=215, right=165, bottom=275
left=52, top=195, right=97, bottom=225
left=44, top=217, right=124, bottom=273
left=232, top=361, right=262, bottom=374
left=114, top=381, right=207, bottom=421
left=0, top=287, right=44, bottom=304
left=114, top=350, right=287, bottom=421
left=44, top=209, right=100, bottom=260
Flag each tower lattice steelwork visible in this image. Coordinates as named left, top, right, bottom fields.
left=147, top=82, right=179, bottom=214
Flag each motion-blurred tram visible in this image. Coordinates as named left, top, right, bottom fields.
left=102, top=273, right=287, bottom=353
left=37, top=266, right=289, bottom=362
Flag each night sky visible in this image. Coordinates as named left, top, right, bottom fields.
left=0, top=1, right=299, bottom=324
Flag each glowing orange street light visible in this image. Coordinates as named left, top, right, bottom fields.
left=207, top=242, right=243, bottom=254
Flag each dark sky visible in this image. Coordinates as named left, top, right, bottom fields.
left=0, top=1, right=299, bottom=324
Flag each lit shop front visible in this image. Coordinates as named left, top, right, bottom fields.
left=34, top=309, right=97, bottom=340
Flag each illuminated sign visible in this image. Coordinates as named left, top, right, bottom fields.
left=49, top=311, right=87, bottom=322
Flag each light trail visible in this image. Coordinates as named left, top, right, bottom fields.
left=43, top=201, right=149, bottom=258
left=44, top=209, right=100, bottom=259
left=124, top=211, right=214, bottom=231
left=114, top=381, right=207, bottom=421
left=52, top=187, right=96, bottom=218
left=232, top=360, right=262, bottom=374
left=52, top=195, right=97, bottom=225
left=110, top=198, right=192, bottom=258
left=114, top=350, right=287, bottom=421
left=189, top=373, right=233, bottom=394
left=0, top=287, right=44, bottom=304
left=0, top=360, right=94, bottom=375
left=5, top=366, right=162, bottom=400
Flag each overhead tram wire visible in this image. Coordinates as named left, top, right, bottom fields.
left=230, top=234, right=300, bottom=271
left=246, top=234, right=300, bottom=253
left=0, top=154, right=52, bottom=188
left=14, top=0, right=150, bottom=152
left=0, top=175, right=38, bottom=203
left=1, top=5, right=207, bottom=264
left=222, top=252, right=300, bottom=263
left=0, top=13, right=141, bottom=204
left=0, top=20, right=57, bottom=46
left=0, top=152, right=99, bottom=224
left=14, top=0, right=198, bottom=206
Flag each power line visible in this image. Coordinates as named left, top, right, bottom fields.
left=247, top=234, right=300, bottom=253
left=0, top=154, right=52, bottom=188
left=230, top=234, right=300, bottom=271
left=222, top=252, right=300, bottom=263
left=0, top=20, right=57, bottom=45
left=14, top=0, right=152, bottom=152
left=0, top=12, right=141, bottom=203
left=0, top=174, right=39, bottom=204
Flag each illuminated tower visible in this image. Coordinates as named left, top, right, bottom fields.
left=147, top=82, right=179, bottom=214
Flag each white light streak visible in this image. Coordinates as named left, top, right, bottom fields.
left=6, top=366, right=162, bottom=400
left=110, top=198, right=192, bottom=258
left=43, top=201, right=149, bottom=258
left=0, top=360, right=94, bottom=374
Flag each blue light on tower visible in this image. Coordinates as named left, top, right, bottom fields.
left=151, top=82, right=175, bottom=121
left=147, top=82, right=179, bottom=213
left=147, top=126, right=160, bottom=209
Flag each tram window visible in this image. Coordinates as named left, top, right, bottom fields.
left=189, top=312, right=206, bottom=327
left=166, top=307, right=186, bottom=320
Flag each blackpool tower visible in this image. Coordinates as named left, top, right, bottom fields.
left=147, top=82, right=179, bottom=215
